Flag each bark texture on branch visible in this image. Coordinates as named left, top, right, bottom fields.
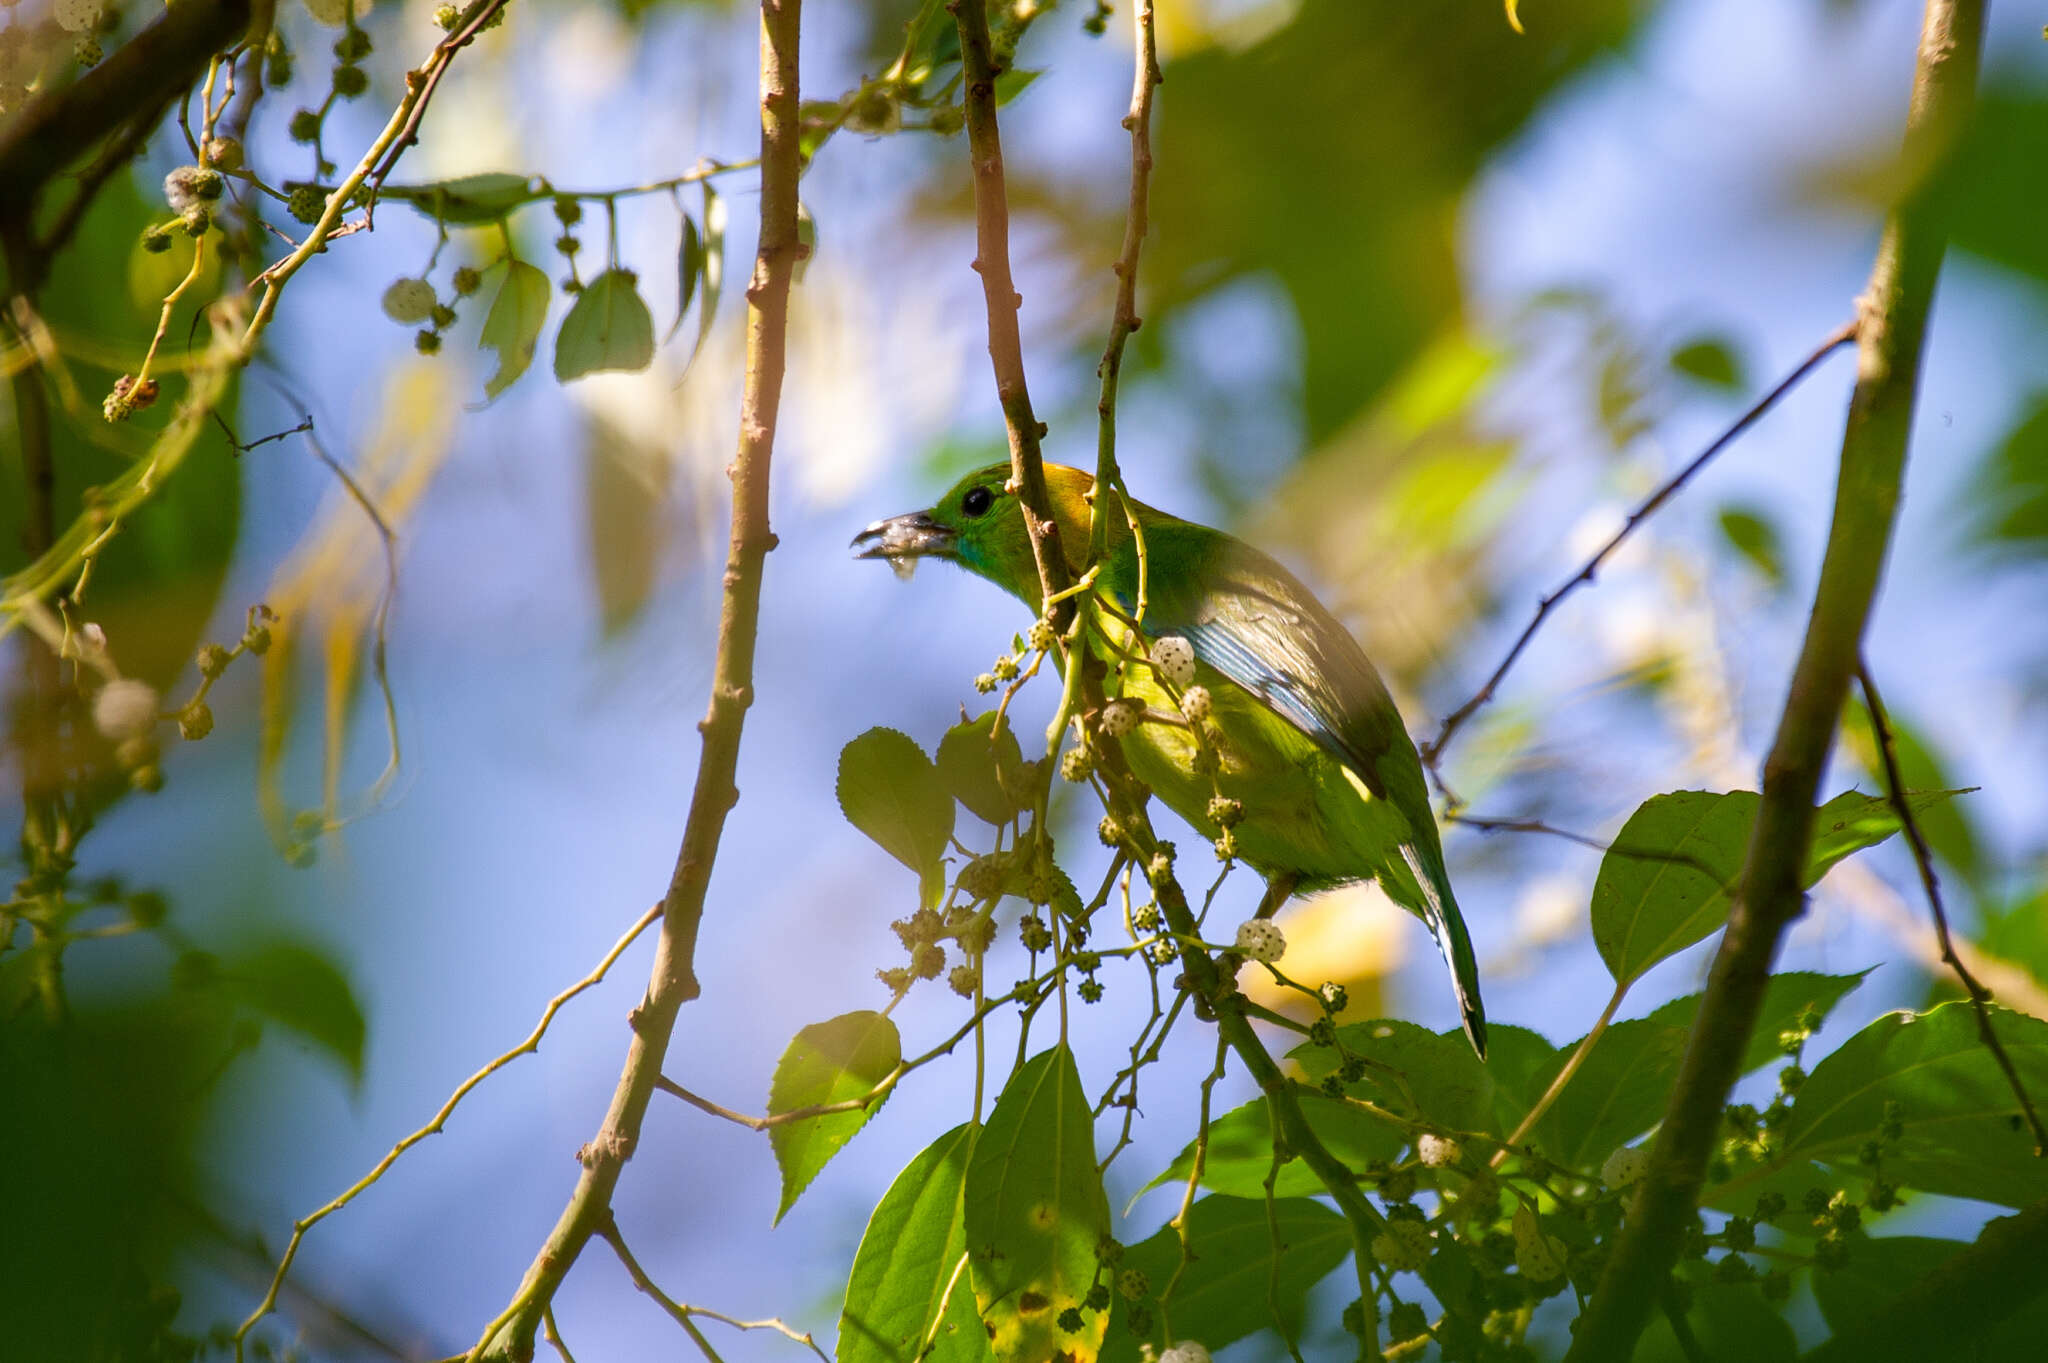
left=1564, top=3, right=1986, bottom=1358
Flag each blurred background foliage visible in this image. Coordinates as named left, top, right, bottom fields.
left=2, top=0, right=2047, bottom=1359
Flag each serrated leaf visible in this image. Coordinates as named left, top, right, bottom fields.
left=554, top=268, right=655, bottom=381
left=1481, top=1024, right=1562, bottom=1134
left=1592, top=789, right=1966, bottom=984
left=1717, top=503, right=1786, bottom=588
left=666, top=212, right=701, bottom=343
left=966, top=1046, right=1108, bottom=1363
left=218, top=941, right=366, bottom=1082
left=1100, top=1197, right=1349, bottom=1361
left=768, top=1011, right=901, bottom=1224
left=1292, top=1019, right=1494, bottom=1132
left=1526, top=972, right=1865, bottom=1170
left=839, top=1123, right=990, bottom=1363
left=1670, top=334, right=1748, bottom=391
left=1139, top=1087, right=1405, bottom=1204
left=382, top=172, right=548, bottom=224
left=936, top=710, right=1027, bottom=825
left=1775, top=1002, right=2048, bottom=1208
left=837, top=728, right=954, bottom=908
left=478, top=260, right=551, bottom=400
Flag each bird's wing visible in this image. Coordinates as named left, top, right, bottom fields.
left=1114, top=521, right=1407, bottom=794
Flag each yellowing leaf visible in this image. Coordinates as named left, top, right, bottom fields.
left=554, top=268, right=655, bottom=381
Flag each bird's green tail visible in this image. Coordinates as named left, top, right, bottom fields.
left=1398, top=843, right=1488, bottom=1059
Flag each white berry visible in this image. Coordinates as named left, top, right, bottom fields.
left=1418, top=1133, right=1461, bottom=1168
left=92, top=678, right=160, bottom=742
left=1512, top=1202, right=1569, bottom=1280
left=381, top=278, right=437, bottom=324
left=1235, top=919, right=1285, bottom=964
left=1179, top=684, right=1211, bottom=722
left=1150, top=635, right=1196, bottom=687
left=1160, top=1345, right=1212, bottom=1363
left=1601, top=1145, right=1649, bottom=1188
left=1098, top=699, right=1140, bottom=737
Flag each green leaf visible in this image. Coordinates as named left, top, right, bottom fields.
left=1965, top=390, right=2048, bottom=560
left=666, top=212, right=701, bottom=343
left=1592, top=789, right=1966, bottom=984
left=554, top=268, right=656, bottom=381
left=1481, top=1024, right=1561, bottom=1135
left=1811, top=1235, right=1963, bottom=1337
left=1139, top=1087, right=1405, bottom=1204
left=1527, top=972, right=1865, bottom=1170
left=1635, top=1282, right=1796, bottom=1363
left=479, top=260, right=551, bottom=400
left=1100, top=1197, right=1350, bottom=1361
left=839, top=1123, right=989, bottom=1363
left=993, top=68, right=1042, bottom=104
left=794, top=200, right=817, bottom=284
left=218, top=941, right=366, bottom=1082
left=767, top=1011, right=901, bottom=1223
left=1841, top=703, right=1986, bottom=891
left=836, top=728, right=955, bottom=908
left=935, top=710, right=1028, bottom=825
left=1591, top=790, right=1756, bottom=985
left=1716, top=503, right=1786, bottom=589
left=381, top=172, right=549, bottom=224
left=1293, top=1019, right=1494, bottom=1132
left=966, top=1046, right=1108, bottom=1363
left=1776, top=1002, right=2048, bottom=1208
left=1670, top=334, right=1748, bottom=391
left=681, top=181, right=726, bottom=374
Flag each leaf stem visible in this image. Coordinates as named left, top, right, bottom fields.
left=1493, top=979, right=1629, bottom=1167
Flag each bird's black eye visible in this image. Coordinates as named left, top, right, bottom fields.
left=961, top=486, right=994, bottom=518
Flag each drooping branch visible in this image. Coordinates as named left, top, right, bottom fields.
left=1857, top=661, right=2046, bottom=1153
left=1565, top=2, right=1987, bottom=1357
left=466, top=2, right=804, bottom=1357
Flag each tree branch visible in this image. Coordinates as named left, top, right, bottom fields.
left=467, top=2, right=803, bottom=1356
left=1565, top=3, right=1986, bottom=1357
left=1856, top=660, right=2046, bottom=1152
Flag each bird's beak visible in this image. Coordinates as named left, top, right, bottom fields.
left=850, top=510, right=956, bottom=564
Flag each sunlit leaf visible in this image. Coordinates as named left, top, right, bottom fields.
left=1591, top=789, right=1965, bottom=984
left=217, top=941, right=367, bottom=1082
left=1670, top=334, right=1748, bottom=391
left=1293, top=1019, right=1494, bottom=1132
left=966, top=1046, right=1108, bottom=1363
left=1139, top=1087, right=1405, bottom=1204
left=836, top=728, right=954, bottom=908
left=839, top=1123, right=989, bottom=1363
left=1100, top=1197, right=1350, bottom=1361
left=1716, top=503, right=1786, bottom=589
left=1777, top=1002, right=2048, bottom=1207
left=553, top=268, right=655, bottom=381
left=935, top=710, right=1027, bottom=825
left=380, top=172, right=549, bottom=224
left=479, top=259, right=551, bottom=400
left=767, top=1011, right=901, bottom=1224
left=1526, top=972, right=1865, bottom=1170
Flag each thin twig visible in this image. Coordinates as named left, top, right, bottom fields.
left=1857, top=659, right=2045, bottom=1153
left=1423, top=320, right=1859, bottom=783
left=597, top=1219, right=830, bottom=1363
left=363, top=2, right=513, bottom=224
left=232, top=906, right=662, bottom=1360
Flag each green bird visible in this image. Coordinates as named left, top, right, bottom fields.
left=854, top=462, right=1486, bottom=1057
